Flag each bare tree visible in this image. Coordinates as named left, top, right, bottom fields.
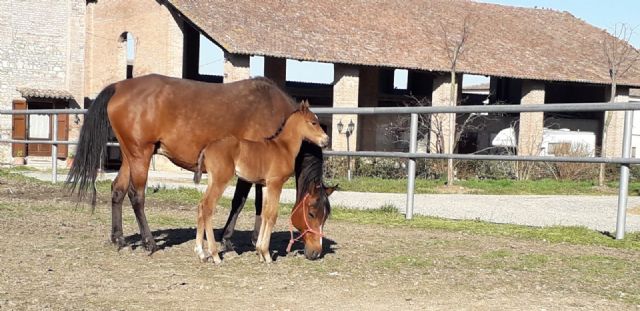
left=385, top=96, right=491, bottom=178
left=599, top=23, right=640, bottom=186
left=439, top=14, right=478, bottom=186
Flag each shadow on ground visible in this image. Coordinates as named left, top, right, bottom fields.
left=124, top=228, right=337, bottom=260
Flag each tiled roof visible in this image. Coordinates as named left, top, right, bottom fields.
left=17, top=88, right=74, bottom=100
left=166, top=0, right=640, bottom=87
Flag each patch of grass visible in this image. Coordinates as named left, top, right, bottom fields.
left=330, top=206, right=640, bottom=251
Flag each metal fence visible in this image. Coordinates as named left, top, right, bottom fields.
left=1, top=101, right=640, bottom=239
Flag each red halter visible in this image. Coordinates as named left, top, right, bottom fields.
left=286, top=193, right=324, bottom=253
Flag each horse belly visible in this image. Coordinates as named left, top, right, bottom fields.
left=156, top=142, right=201, bottom=172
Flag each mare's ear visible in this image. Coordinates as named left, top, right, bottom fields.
left=308, top=183, right=320, bottom=196
left=299, top=100, right=310, bottom=112
left=325, top=184, right=338, bottom=196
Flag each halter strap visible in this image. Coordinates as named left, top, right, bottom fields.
left=286, top=193, right=324, bottom=253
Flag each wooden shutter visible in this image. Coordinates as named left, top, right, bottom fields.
left=56, top=113, right=69, bottom=158
left=11, top=99, right=27, bottom=157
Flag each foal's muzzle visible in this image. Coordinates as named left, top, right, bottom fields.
left=318, top=135, right=330, bottom=148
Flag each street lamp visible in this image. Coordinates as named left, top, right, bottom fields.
left=337, top=119, right=355, bottom=180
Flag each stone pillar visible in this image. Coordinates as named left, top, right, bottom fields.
left=357, top=67, right=379, bottom=151
left=264, top=56, right=286, bottom=89
left=518, top=80, right=545, bottom=156
left=223, top=53, right=250, bottom=83
left=430, top=73, right=460, bottom=153
left=331, top=64, right=360, bottom=151
left=604, top=86, right=629, bottom=157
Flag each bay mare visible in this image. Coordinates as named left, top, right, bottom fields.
left=221, top=141, right=336, bottom=260
left=66, top=74, right=328, bottom=263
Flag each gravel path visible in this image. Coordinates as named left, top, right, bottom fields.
left=24, top=170, right=640, bottom=233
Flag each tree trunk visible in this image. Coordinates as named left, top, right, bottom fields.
left=599, top=81, right=617, bottom=186
left=447, top=70, right=457, bottom=186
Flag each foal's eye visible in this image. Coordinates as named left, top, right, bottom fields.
left=309, top=121, right=318, bottom=126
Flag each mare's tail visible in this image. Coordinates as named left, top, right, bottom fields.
left=66, top=83, right=116, bottom=208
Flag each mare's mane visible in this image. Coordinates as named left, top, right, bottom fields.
left=295, top=141, right=331, bottom=215
left=250, top=77, right=301, bottom=141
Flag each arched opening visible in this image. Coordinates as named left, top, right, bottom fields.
left=119, top=32, right=136, bottom=79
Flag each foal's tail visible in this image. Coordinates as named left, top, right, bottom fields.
left=66, top=83, right=116, bottom=209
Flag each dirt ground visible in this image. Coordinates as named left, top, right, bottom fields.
left=1, top=173, right=639, bottom=310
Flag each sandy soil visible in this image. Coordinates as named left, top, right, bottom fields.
left=0, top=174, right=639, bottom=310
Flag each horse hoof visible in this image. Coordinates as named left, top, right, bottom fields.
left=111, top=237, right=127, bottom=250
left=257, top=250, right=272, bottom=263
left=219, top=239, right=235, bottom=253
left=144, top=243, right=159, bottom=254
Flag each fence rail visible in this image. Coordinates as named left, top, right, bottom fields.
left=1, top=101, right=638, bottom=239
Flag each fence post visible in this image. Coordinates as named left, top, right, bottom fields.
left=405, top=113, right=418, bottom=219
left=615, top=109, right=633, bottom=240
left=51, top=114, right=58, bottom=183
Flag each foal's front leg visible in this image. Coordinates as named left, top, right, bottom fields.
left=255, top=178, right=286, bottom=263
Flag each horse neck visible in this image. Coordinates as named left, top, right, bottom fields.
left=272, top=113, right=305, bottom=156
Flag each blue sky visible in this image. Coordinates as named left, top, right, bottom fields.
left=199, top=0, right=639, bottom=87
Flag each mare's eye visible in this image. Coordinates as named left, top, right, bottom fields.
left=309, top=121, right=318, bottom=126
left=308, top=212, right=316, bottom=219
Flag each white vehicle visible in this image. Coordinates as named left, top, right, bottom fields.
left=492, top=127, right=596, bottom=156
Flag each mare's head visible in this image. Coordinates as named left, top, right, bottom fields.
left=291, top=100, right=329, bottom=148
left=290, top=182, right=337, bottom=260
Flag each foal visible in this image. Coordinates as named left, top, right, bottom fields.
left=221, top=141, right=336, bottom=260
left=195, top=101, right=328, bottom=263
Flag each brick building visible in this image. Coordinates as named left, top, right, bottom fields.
left=2, top=0, right=640, bottom=166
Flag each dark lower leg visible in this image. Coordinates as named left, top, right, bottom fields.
left=128, top=186, right=157, bottom=252
left=221, top=179, right=253, bottom=242
left=111, top=187, right=126, bottom=248
left=252, top=184, right=263, bottom=246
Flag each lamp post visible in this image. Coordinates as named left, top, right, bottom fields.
left=337, top=119, right=355, bottom=181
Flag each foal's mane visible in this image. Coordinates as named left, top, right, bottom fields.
left=295, top=141, right=331, bottom=214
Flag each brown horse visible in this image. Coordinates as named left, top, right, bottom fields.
left=67, top=74, right=328, bottom=263
left=221, top=141, right=336, bottom=260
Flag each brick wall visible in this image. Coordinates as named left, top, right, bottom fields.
left=86, top=0, right=183, bottom=97
left=0, top=0, right=85, bottom=163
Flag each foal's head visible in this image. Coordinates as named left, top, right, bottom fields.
left=291, top=100, right=329, bottom=148
left=290, top=182, right=337, bottom=260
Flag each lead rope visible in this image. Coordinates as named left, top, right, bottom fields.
left=286, top=193, right=324, bottom=253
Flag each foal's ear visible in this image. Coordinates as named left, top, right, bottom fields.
left=299, top=100, right=310, bottom=112
left=325, top=184, right=338, bottom=196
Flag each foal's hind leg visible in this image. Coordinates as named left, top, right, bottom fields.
left=110, top=157, right=131, bottom=249
left=195, top=156, right=234, bottom=263
left=126, top=146, right=157, bottom=253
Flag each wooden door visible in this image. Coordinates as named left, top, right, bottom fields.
left=11, top=100, right=27, bottom=157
